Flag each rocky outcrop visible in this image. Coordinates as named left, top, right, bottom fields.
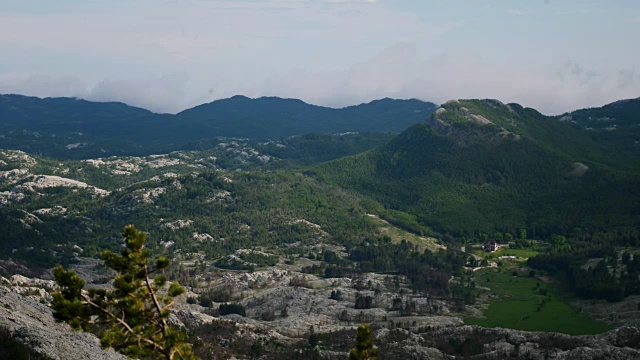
left=15, top=175, right=111, bottom=197
left=426, top=100, right=521, bottom=141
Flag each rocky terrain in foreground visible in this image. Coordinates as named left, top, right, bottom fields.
left=372, top=326, right=640, bottom=360
left=2, top=272, right=640, bottom=360
left=0, top=275, right=127, bottom=360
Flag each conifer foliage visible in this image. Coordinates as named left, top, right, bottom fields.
left=51, top=225, right=198, bottom=360
left=349, top=324, right=378, bottom=360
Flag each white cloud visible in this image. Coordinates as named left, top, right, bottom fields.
left=0, top=0, right=445, bottom=112
left=85, top=73, right=191, bottom=113
left=260, top=43, right=640, bottom=114
left=0, top=73, right=86, bottom=99
left=2, top=42, right=638, bottom=115
left=508, top=9, right=530, bottom=15
left=0, top=72, right=190, bottom=113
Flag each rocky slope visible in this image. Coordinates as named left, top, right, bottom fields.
left=0, top=275, right=127, bottom=360
left=373, top=325, right=640, bottom=360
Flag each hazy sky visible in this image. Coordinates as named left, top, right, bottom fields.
left=0, top=0, right=639, bottom=114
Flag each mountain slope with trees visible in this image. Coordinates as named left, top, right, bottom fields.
left=311, top=99, right=640, bottom=237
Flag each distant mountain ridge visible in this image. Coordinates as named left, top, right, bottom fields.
left=0, top=94, right=436, bottom=158
left=178, top=95, right=436, bottom=138
left=556, top=97, right=640, bottom=155
left=559, top=97, right=640, bottom=130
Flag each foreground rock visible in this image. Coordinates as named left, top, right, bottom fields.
left=0, top=278, right=126, bottom=360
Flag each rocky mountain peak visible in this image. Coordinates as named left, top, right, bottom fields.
left=425, top=99, right=521, bottom=141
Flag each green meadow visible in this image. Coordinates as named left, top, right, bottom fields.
left=465, top=268, right=611, bottom=335
left=472, top=247, right=541, bottom=260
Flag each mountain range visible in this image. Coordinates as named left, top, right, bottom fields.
left=0, top=94, right=436, bottom=159
left=1, top=92, right=638, bottom=245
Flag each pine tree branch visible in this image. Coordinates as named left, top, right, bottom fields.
left=144, top=266, right=170, bottom=334
left=80, top=293, right=167, bottom=354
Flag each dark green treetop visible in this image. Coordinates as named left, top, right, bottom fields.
left=51, top=225, right=198, bottom=360
left=349, top=324, right=378, bottom=360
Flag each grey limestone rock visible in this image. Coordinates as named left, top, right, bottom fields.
left=0, top=284, right=127, bottom=360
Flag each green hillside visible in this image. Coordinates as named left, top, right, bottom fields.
left=311, top=99, right=640, bottom=237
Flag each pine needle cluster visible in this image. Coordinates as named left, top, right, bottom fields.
left=349, top=324, right=378, bottom=360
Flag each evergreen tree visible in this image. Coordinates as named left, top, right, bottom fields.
left=349, top=324, right=378, bottom=360
left=51, top=225, right=198, bottom=360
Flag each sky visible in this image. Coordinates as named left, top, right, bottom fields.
left=0, top=0, right=639, bottom=114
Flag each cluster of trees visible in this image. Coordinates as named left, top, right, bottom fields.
left=529, top=233, right=640, bottom=302
left=301, top=237, right=472, bottom=303
left=302, top=263, right=353, bottom=278
left=218, top=303, right=247, bottom=317
left=329, top=290, right=344, bottom=301
left=259, top=132, right=394, bottom=168
left=354, top=294, right=375, bottom=309
left=350, top=239, right=466, bottom=297
left=214, top=252, right=279, bottom=271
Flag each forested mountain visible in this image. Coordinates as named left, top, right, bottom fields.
left=557, top=97, right=640, bottom=156
left=0, top=94, right=153, bottom=126
left=0, top=94, right=435, bottom=159
left=179, top=96, right=436, bottom=138
left=561, top=97, right=640, bottom=130
left=311, top=99, right=640, bottom=237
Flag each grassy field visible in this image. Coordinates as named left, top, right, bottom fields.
left=465, top=268, right=611, bottom=335
left=367, top=214, right=445, bottom=252
left=472, top=247, right=541, bottom=259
